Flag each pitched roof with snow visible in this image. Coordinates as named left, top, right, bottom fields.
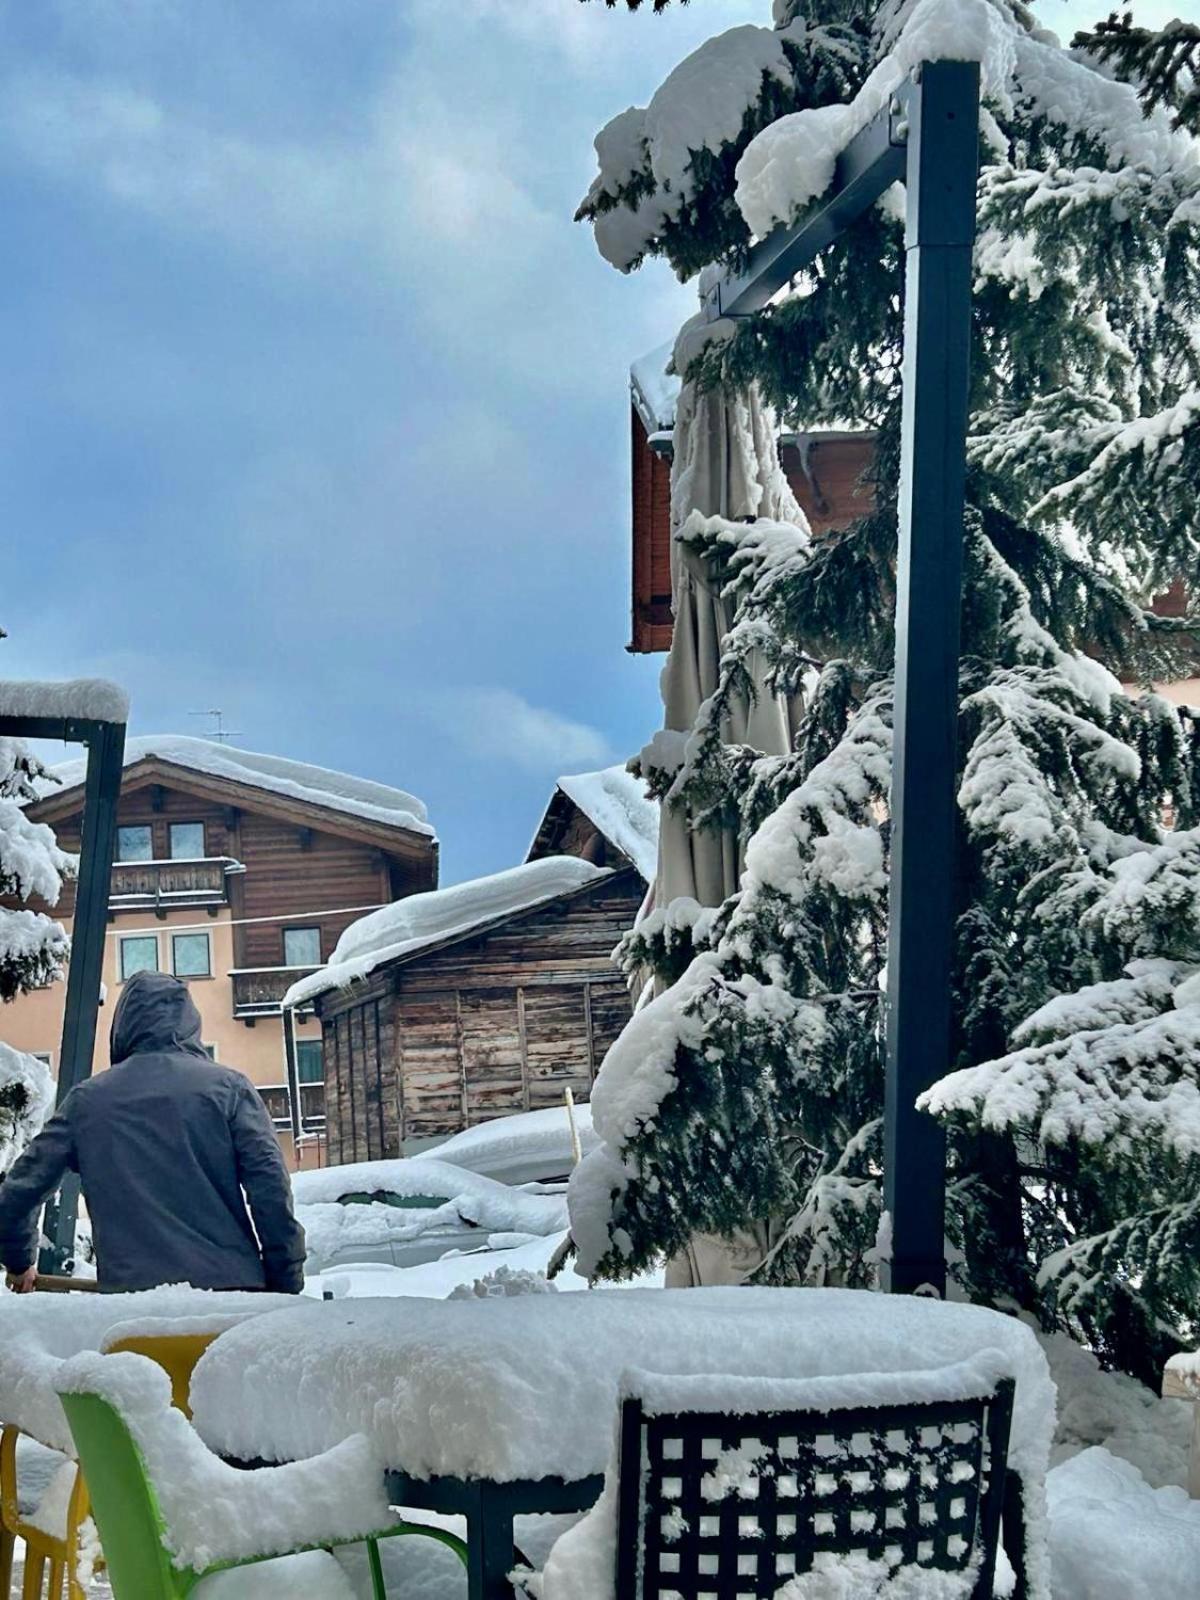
left=284, top=855, right=611, bottom=1008
left=631, top=340, right=681, bottom=435
left=556, top=765, right=658, bottom=883
left=42, top=734, right=433, bottom=840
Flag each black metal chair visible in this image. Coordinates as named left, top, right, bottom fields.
left=614, top=1372, right=1016, bottom=1599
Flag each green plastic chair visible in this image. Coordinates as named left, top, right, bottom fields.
left=57, top=1386, right=467, bottom=1600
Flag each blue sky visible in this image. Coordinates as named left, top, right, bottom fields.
left=0, top=0, right=1171, bottom=884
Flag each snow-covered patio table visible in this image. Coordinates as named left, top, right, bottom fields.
left=189, top=1285, right=1055, bottom=1600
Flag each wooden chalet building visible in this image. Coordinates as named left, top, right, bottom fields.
left=7, top=736, right=436, bottom=1168
left=292, top=853, right=645, bottom=1162
left=630, top=341, right=878, bottom=653
left=526, top=763, right=658, bottom=888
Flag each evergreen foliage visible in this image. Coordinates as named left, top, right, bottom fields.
left=573, top=0, right=1200, bottom=1386
left=0, top=636, right=73, bottom=1168
left=1075, top=12, right=1200, bottom=134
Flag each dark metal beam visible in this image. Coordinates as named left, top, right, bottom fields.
left=883, top=60, right=981, bottom=1297
left=43, top=717, right=126, bottom=1267
left=704, top=84, right=911, bottom=322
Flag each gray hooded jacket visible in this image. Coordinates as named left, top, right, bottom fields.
left=0, top=971, right=306, bottom=1293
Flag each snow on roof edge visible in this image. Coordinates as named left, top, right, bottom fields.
left=286, top=856, right=614, bottom=1009
left=41, top=734, right=434, bottom=840
left=553, top=765, right=658, bottom=884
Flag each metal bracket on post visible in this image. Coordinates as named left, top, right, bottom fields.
left=699, top=60, right=981, bottom=1295
left=883, top=60, right=981, bottom=1297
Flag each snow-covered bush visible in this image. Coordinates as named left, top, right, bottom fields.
left=571, top=0, right=1200, bottom=1385
left=0, top=717, right=71, bottom=1173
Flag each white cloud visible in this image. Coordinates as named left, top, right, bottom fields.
left=437, top=687, right=612, bottom=772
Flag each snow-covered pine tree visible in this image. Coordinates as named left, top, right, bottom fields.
left=1074, top=12, right=1200, bottom=134
left=569, top=0, right=1200, bottom=1385
left=0, top=658, right=74, bottom=1173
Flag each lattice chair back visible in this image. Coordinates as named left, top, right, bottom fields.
left=615, top=1362, right=1016, bottom=1600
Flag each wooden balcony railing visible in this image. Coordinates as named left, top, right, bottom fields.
left=230, top=966, right=319, bottom=1020
left=109, top=857, right=244, bottom=914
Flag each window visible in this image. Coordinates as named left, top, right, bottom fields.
left=295, top=1039, right=324, bottom=1084
left=169, top=821, right=206, bottom=859
left=283, top=926, right=321, bottom=967
left=31, top=1051, right=53, bottom=1069
left=172, top=932, right=212, bottom=979
left=116, top=825, right=153, bottom=863
left=120, top=936, right=159, bottom=980
left=201, top=1044, right=218, bottom=1061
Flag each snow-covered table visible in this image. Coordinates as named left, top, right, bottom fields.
left=189, top=1286, right=1055, bottom=1600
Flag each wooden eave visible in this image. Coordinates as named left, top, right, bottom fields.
left=29, top=755, right=437, bottom=869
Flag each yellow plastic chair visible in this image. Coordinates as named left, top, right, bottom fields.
left=1, top=1331, right=221, bottom=1600
left=1, top=1423, right=89, bottom=1600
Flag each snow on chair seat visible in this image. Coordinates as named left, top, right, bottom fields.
left=52, top=1350, right=467, bottom=1599
left=534, top=1356, right=1018, bottom=1600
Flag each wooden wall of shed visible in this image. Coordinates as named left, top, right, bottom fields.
left=320, top=872, right=642, bottom=1159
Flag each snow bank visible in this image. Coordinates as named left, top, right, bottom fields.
left=0, top=1286, right=297, bottom=1452
left=54, top=1350, right=394, bottom=1572
left=1047, top=1446, right=1200, bottom=1600
left=189, top=1289, right=1052, bottom=1550
left=555, top=766, right=658, bottom=884
left=734, top=0, right=1199, bottom=240
left=292, top=1154, right=566, bottom=1232
left=46, top=734, right=432, bottom=839
left=285, top=857, right=608, bottom=1007
left=416, top=1103, right=597, bottom=1185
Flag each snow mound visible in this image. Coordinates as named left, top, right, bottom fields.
left=416, top=1103, right=597, bottom=1185
left=292, top=1154, right=568, bottom=1243
left=1047, top=1446, right=1200, bottom=1600
left=45, top=734, right=432, bottom=839
left=556, top=766, right=658, bottom=884
left=285, top=857, right=609, bottom=1007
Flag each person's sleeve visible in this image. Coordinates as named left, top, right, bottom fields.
left=230, top=1083, right=307, bottom=1294
left=0, top=1108, right=78, bottom=1275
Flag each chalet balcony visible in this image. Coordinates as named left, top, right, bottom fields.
left=109, top=857, right=245, bottom=915
left=231, top=966, right=318, bottom=1020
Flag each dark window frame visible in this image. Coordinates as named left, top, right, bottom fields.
left=171, top=930, right=213, bottom=980
left=283, top=925, right=322, bottom=968
left=168, top=821, right=207, bottom=860
left=119, top=934, right=160, bottom=981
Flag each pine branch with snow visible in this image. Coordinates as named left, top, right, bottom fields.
left=571, top=0, right=1200, bottom=1381
left=1074, top=12, right=1200, bottom=134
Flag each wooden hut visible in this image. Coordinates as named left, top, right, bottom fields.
left=295, top=858, right=643, bottom=1161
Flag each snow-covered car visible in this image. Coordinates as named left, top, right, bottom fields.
left=414, top=1102, right=598, bottom=1186
left=291, top=1155, right=568, bottom=1274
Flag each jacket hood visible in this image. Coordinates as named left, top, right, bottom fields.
left=110, top=971, right=208, bottom=1064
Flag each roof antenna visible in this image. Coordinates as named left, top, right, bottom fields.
left=189, top=710, right=241, bottom=745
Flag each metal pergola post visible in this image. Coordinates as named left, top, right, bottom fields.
left=0, top=708, right=126, bottom=1271
left=705, top=60, right=981, bottom=1295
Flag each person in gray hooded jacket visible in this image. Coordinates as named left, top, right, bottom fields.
left=0, top=969, right=306, bottom=1294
